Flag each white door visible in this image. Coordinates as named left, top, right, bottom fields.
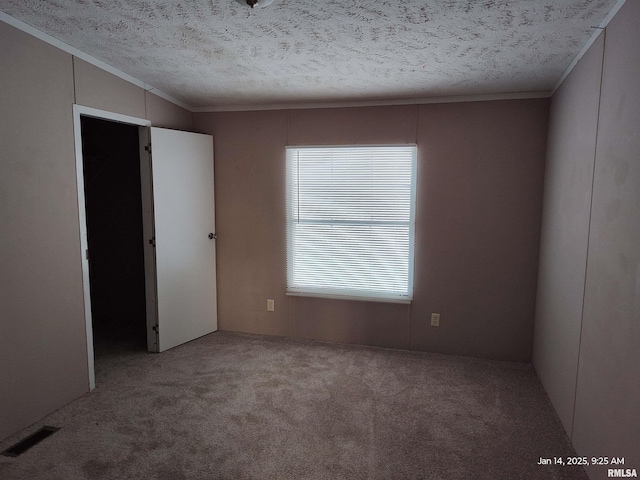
left=141, top=127, right=218, bottom=352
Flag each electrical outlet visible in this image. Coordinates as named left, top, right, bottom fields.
left=267, top=299, right=275, bottom=312
left=430, top=313, right=440, bottom=327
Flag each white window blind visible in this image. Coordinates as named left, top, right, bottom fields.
left=286, top=145, right=417, bottom=303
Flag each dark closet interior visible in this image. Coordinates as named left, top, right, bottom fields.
left=81, top=116, right=147, bottom=354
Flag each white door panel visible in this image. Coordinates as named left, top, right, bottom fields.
left=148, top=127, right=217, bottom=352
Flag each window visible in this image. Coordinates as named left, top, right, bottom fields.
left=286, top=145, right=417, bottom=303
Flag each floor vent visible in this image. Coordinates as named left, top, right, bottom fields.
left=1, top=426, right=60, bottom=457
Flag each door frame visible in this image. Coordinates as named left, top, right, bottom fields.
left=73, top=104, right=151, bottom=390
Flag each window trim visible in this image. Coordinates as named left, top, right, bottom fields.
left=285, top=144, right=418, bottom=304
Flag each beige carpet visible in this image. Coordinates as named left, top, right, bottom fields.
left=0, top=332, right=587, bottom=479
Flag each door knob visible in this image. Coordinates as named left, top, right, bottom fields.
left=208, top=233, right=217, bottom=240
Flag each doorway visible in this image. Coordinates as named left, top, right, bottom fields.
left=80, top=116, right=147, bottom=358
left=74, top=105, right=218, bottom=390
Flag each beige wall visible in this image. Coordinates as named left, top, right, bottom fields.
left=194, top=98, right=549, bottom=362
left=0, top=20, right=87, bottom=444
left=0, top=19, right=193, bottom=441
left=533, top=35, right=604, bottom=435
left=73, top=57, right=194, bottom=131
left=74, top=58, right=146, bottom=118
left=412, top=100, right=548, bottom=360
left=572, top=0, right=640, bottom=474
left=534, top=0, right=640, bottom=476
left=146, top=92, right=194, bottom=131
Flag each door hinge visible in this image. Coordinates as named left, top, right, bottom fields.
left=149, top=237, right=156, bottom=247
left=144, top=144, right=151, bottom=154
left=85, top=249, right=89, bottom=260
left=152, top=325, right=159, bottom=333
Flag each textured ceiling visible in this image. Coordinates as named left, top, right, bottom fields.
left=0, top=0, right=619, bottom=108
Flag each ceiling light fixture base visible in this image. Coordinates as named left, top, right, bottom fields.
left=234, top=0, right=275, bottom=8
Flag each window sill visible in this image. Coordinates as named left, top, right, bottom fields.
left=285, top=291, right=412, bottom=304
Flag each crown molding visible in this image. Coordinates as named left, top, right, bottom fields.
left=192, top=91, right=551, bottom=113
